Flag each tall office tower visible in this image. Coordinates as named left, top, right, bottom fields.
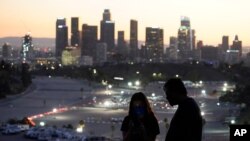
left=100, top=9, right=115, bottom=52
left=195, top=40, right=203, bottom=61
left=177, top=16, right=194, bottom=60
left=71, top=17, right=80, bottom=47
left=169, top=37, right=177, bottom=48
left=96, top=42, right=107, bottom=64
left=192, top=29, right=196, bottom=49
left=2, top=43, right=11, bottom=58
left=56, top=18, right=68, bottom=58
left=231, top=35, right=242, bottom=56
left=145, top=27, right=164, bottom=62
left=167, top=37, right=178, bottom=60
left=103, top=9, right=111, bottom=21
left=130, top=20, right=138, bottom=61
left=117, top=31, right=127, bottom=57
left=21, top=33, right=34, bottom=62
left=222, top=36, right=229, bottom=52
left=197, top=40, right=203, bottom=49
left=81, top=24, right=98, bottom=59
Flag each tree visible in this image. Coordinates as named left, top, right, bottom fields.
left=21, top=63, right=32, bottom=87
left=0, top=60, right=11, bottom=98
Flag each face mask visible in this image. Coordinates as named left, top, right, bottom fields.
left=134, top=106, right=146, bottom=117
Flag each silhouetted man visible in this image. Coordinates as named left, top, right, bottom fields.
left=164, top=78, right=202, bottom=141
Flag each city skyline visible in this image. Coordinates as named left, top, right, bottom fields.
left=0, top=0, right=249, bottom=46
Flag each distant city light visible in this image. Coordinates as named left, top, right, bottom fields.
left=93, top=69, right=97, bottom=74
left=217, top=102, right=220, bottom=106
left=104, top=101, right=111, bottom=107
left=40, top=121, right=45, bottom=127
left=231, top=119, right=235, bottom=124
left=108, top=84, right=112, bottom=89
left=223, top=87, right=227, bottom=92
left=114, top=77, right=124, bottom=80
left=53, top=108, right=57, bottom=113
left=76, top=127, right=83, bottom=133
left=135, top=80, right=140, bottom=86
left=224, top=82, right=228, bottom=87
left=201, top=111, right=205, bottom=116
left=128, top=82, right=132, bottom=87
left=152, top=93, right=155, bottom=97
left=175, top=74, right=179, bottom=78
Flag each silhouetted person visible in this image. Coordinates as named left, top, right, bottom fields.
left=121, top=92, right=160, bottom=141
left=164, top=78, right=202, bottom=141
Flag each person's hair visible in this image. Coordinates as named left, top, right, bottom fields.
left=164, top=78, right=187, bottom=96
left=128, top=92, right=153, bottom=118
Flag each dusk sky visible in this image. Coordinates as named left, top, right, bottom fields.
left=0, top=0, right=249, bottom=46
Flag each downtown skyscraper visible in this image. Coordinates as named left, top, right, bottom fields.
left=21, top=33, right=34, bottom=62
left=56, top=18, right=68, bottom=58
left=117, top=31, right=127, bottom=58
left=145, top=27, right=164, bottom=62
left=81, top=24, right=98, bottom=59
left=231, top=35, right=242, bottom=56
left=129, top=20, right=138, bottom=61
left=177, top=16, right=195, bottom=60
left=100, top=9, right=115, bottom=52
left=71, top=17, right=80, bottom=47
left=2, top=43, right=11, bottom=58
left=222, top=36, right=229, bottom=52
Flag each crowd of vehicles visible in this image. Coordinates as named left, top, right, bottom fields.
left=1, top=124, right=115, bottom=141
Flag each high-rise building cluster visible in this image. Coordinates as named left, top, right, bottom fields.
left=0, top=9, right=246, bottom=66
left=53, top=10, right=245, bottom=66
left=2, top=9, right=244, bottom=66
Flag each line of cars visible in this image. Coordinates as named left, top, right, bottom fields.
left=1, top=124, right=117, bottom=141
left=1, top=124, right=29, bottom=135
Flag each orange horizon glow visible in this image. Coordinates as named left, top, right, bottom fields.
left=0, top=0, right=250, bottom=46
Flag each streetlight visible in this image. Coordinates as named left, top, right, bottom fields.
left=93, top=69, right=97, bottom=74
left=231, top=119, right=235, bottom=124
left=135, top=80, right=140, bottom=86
left=201, top=90, right=206, bottom=95
left=40, top=121, right=45, bottom=127
left=128, top=82, right=132, bottom=87
left=224, top=82, right=228, bottom=87
left=153, top=73, right=157, bottom=77
left=108, top=84, right=112, bottom=89
left=223, top=87, right=227, bottom=92
left=152, top=93, right=156, bottom=97
left=201, top=111, right=205, bottom=116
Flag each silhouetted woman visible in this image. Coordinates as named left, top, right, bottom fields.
left=121, top=92, right=160, bottom=141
